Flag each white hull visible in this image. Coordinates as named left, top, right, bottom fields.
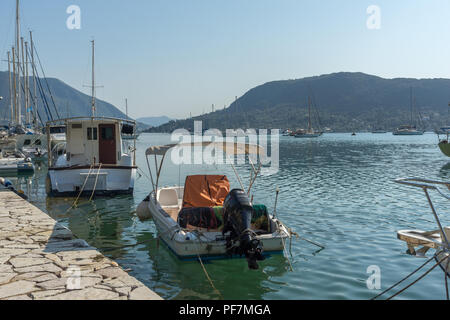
left=47, top=166, right=136, bottom=196
left=146, top=191, right=290, bottom=260
left=0, top=158, right=34, bottom=174
left=393, top=130, right=424, bottom=135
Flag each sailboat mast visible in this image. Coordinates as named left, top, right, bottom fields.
left=91, top=40, right=96, bottom=117
left=12, top=46, right=17, bottom=125
left=125, top=98, right=128, bottom=120
left=30, top=31, right=37, bottom=128
left=15, top=0, right=22, bottom=126
left=308, top=96, right=312, bottom=131
left=25, top=41, right=30, bottom=125
left=7, top=51, right=13, bottom=125
left=20, top=37, right=25, bottom=125
left=410, top=87, right=413, bottom=127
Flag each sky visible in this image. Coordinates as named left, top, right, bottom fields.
left=1, top=0, right=450, bottom=119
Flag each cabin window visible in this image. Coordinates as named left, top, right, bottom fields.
left=101, top=127, right=114, bottom=140
left=87, top=127, right=98, bottom=140
left=71, top=123, right=82, bottom=129
left=35, top=139, right=41, bottom=146
left=23, top=139, right=31, bottom=146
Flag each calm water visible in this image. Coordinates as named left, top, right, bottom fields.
left=9, top=132, right=450, bottom=300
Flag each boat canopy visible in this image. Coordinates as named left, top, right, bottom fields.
left=182, top=175, right=230, bottom=208
left=145, top=141, right=265, bottom=200
left=145, top=141, right=265, bottom=157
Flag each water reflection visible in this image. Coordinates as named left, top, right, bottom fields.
left=4, top=132, right=450, bottom=299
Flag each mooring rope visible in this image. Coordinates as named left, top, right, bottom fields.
left=385, top=254, right=450, bottom=300
left=192, top=239, right=223, bottom=299
left=89, top=163, right=102, bottom=202
left=66, top=163, right=95, bottom=213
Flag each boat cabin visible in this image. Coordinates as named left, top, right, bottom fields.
left=47, top=117, right=136, bottom=168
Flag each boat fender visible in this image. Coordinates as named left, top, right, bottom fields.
left=136, top=195, right=152, bottom=220
left=185, top=232, right=197, bottom=241
left=0, top=177, right=4, bottom=185
left=4, top=179, right=12, bottom=187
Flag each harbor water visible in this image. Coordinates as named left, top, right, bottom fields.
left=10, top=132, right=450, bottom=300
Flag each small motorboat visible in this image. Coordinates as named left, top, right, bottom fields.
left=395, top=178, right=450, bottom=277
left=138, top=141, right=291, bottom=269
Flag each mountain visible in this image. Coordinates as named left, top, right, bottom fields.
left=0, top=71, right=128, bottom=124
left=146, top=72, right=450, bottom=132
left=136, top=116, right=172, bottom=127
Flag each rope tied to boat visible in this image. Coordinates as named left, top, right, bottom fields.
left=89, top=163, right=102, bottom=201
left=66, top=163, right=95, bottom=213
left=192, top=239, right=223, bottom=299
left=371, top=252, right=450, bottom=300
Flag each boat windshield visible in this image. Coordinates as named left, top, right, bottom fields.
left=50, top=126, right=66, bottom=134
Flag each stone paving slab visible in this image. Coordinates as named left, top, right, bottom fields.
left=0, top=190, right=162, bottom=300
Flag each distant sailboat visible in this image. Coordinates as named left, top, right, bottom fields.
left=295, top=96, right=323, bottom=138
left=393, top=88, right=424, bottom=135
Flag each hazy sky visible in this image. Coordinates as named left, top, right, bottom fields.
left=1, top=0, right=450, bottom=119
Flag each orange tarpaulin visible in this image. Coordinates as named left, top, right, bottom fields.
left=182, top=175, right=230, bottom=208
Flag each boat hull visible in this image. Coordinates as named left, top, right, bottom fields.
left=439, top=141, right=450, bottom=157
left=393, top=131, right=424, bottom=135
left=47, top=166, right=136, bottom=197
left=147, top=193, right=290, bottom=260
left=435, top=250, right=450, bottom=278
left=294, top=133, right=322, bottom=138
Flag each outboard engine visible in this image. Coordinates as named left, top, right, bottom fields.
left=222, top=189, right=265, bottom=269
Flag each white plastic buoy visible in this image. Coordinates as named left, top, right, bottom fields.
left=136, top=196, right=152, bottom=221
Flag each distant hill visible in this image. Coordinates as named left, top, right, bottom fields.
left=146, top=72, right=450, bottom=132
left=136, top=116, right=172, bottom=127
left=0, top=71, right=128, bottom=124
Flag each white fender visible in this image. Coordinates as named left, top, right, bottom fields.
left=136, top=196, right=152, bottom=221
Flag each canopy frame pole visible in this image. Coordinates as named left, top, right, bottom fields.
left=247, top=157, right=261, bottom=195
left=145, top=154, right=156, bottom=202
left=228, top=155, right=245, bottom=191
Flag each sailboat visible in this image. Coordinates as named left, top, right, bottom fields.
left=393, top=88, right=424, bottom=135
left=295, top=96, right=323, bottom=138
left=45, top=40, right=137, bottom=196
left=4, top=1, right=48, bottom=159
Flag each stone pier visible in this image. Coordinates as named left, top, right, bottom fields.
left=0, top=188, right=162, bottom=300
